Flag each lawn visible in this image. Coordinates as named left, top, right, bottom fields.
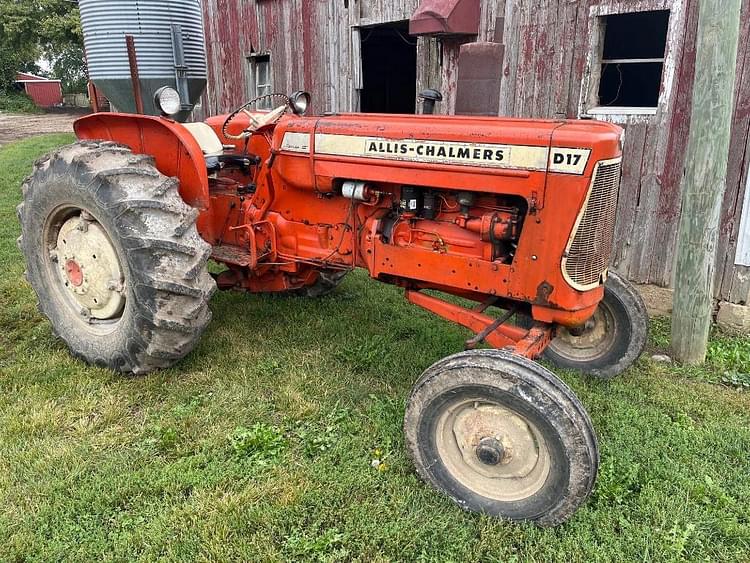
left=1, top=135, right=749, bottom=562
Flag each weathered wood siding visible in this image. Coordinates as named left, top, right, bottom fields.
left=715, top=0, right=750, bottom=305
left=201, top=0, right=422, bottom=116
left=199, top=0, right=750, bottom=304
left=491, top=0, right=687, bottom=290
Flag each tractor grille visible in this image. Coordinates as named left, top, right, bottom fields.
left=563, top=159, right=622, bottom=289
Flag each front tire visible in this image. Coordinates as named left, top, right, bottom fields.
left=544, top=271, right=648, bottom=379
left=17, top=141, right=216, bottom=374
left=404, top=349, right=598, bottom=526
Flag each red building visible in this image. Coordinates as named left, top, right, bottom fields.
left=14, top=72, right=63, bottom=107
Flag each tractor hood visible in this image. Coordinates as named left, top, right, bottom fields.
left=274, top=113, right=622, bottom=179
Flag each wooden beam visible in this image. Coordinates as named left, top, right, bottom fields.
left=671, top=0, right=742, bottom=364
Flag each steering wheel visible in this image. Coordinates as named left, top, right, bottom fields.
left=222, top=93, right=291, bottom=141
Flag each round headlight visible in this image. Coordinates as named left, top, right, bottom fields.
left=290, top=91, right=311, bottom=116
left=154, top=86, right=182, bottom=116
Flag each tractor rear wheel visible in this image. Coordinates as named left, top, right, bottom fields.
left=544, top=271, right=648, bottom=379
left=17, top=141, right=216, bottom=374
left=404, top=349, right=598, bottom=526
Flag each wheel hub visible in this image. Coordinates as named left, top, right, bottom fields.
left=55, top=214, right=125, bottom=320
left=549, top=306, right=616, bottom=362
left=475, top=437, right=505, bottom=466
left=436, top=399, right=551, bottom=502
left=65, top=259, right=83, bottom=287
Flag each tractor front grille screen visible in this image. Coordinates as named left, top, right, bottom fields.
left=564, top=159, right=622, bottom=289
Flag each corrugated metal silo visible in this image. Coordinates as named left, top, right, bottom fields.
left=79, top=0, right=207, bottom=121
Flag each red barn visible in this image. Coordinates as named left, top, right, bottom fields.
left=14, top=72, right=63, bottom=107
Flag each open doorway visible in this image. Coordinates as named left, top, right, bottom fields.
left=360, top=21, right=417, bottom=114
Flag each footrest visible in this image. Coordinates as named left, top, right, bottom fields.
left=211, top=244, right=253, bottom=267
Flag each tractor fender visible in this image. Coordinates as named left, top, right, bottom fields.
left=74, top=113, right=209, bottom=210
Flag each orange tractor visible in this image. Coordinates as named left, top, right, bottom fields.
left=18, top=90, right=647, bottom=526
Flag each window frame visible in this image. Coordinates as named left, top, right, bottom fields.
left=247, top=52, right=273, bottom=109
left=579, top=0, right=686, bottom=123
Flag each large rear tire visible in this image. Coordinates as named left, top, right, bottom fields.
left=404, top=349, right=598, bottom=526
left=17, top=141, right=216, bottom=374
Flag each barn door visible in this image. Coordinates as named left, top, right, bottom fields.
left=359, top=21, right=418, bottom=113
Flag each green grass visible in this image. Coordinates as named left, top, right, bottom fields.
left=1, top=135, right=750, bottom=561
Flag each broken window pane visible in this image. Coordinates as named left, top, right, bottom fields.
left=599, top=62, right=664, bottom=107
left=596, top=10, right=670, bottom=108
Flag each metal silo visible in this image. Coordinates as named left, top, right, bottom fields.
left=79, top=0, right=207, bottom=121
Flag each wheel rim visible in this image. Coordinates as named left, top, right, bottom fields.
left=435, top=397, right=551, bottom=502
left=548, top=303, right=616, bottom=363
left=45, top=207, right=126, bottom=324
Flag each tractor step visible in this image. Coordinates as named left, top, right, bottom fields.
left=211, top=244, right=253, bottom=266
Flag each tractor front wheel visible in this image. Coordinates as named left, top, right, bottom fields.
left=17, top=141, right=216, bottom=374
left=404, top=349, right=598, bottom=526
left=544, top=271, right=648, bottom=379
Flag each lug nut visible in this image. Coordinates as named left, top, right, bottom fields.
left=106, top=280, right=124, bottom=292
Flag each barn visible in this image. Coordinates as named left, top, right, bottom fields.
left=197, top=0, right=750, bottom=316
left=14, top=72, right=63, bottom=108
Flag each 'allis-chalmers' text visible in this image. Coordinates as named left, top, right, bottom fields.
left=366, top=140, right=506, bottom=162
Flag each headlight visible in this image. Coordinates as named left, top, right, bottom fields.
left=290, top=91, right=311, bottom=116
left=154, top=86, right=181, bottom=116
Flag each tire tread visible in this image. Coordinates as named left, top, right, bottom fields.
left=17, top=141, right=216, bottom=374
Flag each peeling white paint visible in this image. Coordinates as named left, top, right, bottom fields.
left=735, top=162, right=750, bottom=266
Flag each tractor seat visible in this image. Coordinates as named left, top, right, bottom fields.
left=182, top=122, right=224, bottom=157
left=182, top=121, right=261, bottom=172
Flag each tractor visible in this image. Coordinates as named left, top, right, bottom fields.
left=17, top=89, right=647, bottom=526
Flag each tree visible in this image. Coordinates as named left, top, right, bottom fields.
left=0, top=0, right=84, bottom=93
left=0, top=1, right=39, bottom=90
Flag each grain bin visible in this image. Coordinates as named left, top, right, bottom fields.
left=79, top=0, right=207, bottom=121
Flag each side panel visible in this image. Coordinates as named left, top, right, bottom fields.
left=74, top=113, right=210, bottom=210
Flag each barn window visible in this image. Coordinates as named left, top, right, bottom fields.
left=588, top=10, right=671, bottom=114
left=248, top=53, right=272, bottom=109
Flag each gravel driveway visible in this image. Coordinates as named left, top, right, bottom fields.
left=0, top=111, right=80, bottom=148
